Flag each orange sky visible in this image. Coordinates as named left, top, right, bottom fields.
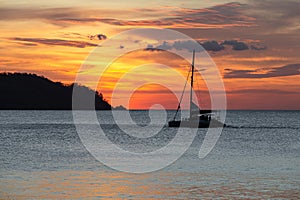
left=1, top=0, right=299, bottom=109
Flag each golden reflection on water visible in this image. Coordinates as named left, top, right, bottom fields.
left=1, top=170, right=299, bottom=199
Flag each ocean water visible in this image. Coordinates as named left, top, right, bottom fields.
left=0, top=110, right=299, bottom=199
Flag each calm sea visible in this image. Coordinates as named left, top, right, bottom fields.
left=0, top=110, right=299, bottom=199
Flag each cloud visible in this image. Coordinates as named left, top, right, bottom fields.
left=145, top=39, right=264, bottom=52
left=0, top=2, right=255, bottom=28
left=144, top=44, right=164, bottom=51
left=89, top=34, right=107, bottom=40
left=0, top=1, right=298, bottom=34
left=145, top=40, right=222, bottom=52
left=246, top=0, right=300, bottom=32
left=156, top=41, right=173, bottom=50
left=108, top=88, right=299, bottom=96
left=19, top=43, right=38, bottom=47
left=10, top=37, right=98, bottom=48
left=250, top=44, right=267, bottom=50
left=222, top=40, right=249, bottom=50
left=144, top=41, right=201, bottom=52
left=97, top=34, right=107, bottom=40
left=60, top=32, right=87, bottom=40
left=172, top=40, right=203, bottom=52
left=201, top=41, right=225, bottom=52
left=67, top=3, right=255, bottom=28
left=227, top=89, right=299, bottom=94
left=224, top=63, right=300, bottom=78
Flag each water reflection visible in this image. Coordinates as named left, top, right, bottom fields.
left=1, top=170, right=299, bottom=199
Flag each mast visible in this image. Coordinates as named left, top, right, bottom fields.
left=189, top=50, right=195, bottom=118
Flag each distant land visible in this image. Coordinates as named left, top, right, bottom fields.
left=0, top=73, right=112, bottom=110
left=113, top=105, right=127, bottom=110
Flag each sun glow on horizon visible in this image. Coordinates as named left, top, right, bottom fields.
left=1, top=0, right=299, bottom=109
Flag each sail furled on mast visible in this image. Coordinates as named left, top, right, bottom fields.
left=189, top=50, right=195, bottom=118
left=189, top=49, right=211, bottom=117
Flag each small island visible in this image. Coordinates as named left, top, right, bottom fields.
left=113, top=105, right=127, bottom=110
left=0, top=73, right=111, bottom=110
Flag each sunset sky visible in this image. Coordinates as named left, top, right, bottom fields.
left=1, top=0, right=299, bottom=109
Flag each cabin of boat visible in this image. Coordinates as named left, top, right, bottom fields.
left=168, top=115, right=225, bottom=128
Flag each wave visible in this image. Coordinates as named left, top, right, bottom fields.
left=225, top=124, right=300, bottom=129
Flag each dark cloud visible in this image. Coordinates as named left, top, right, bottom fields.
left=144, top=41, right=201, bottom=52
left=145, top=40, right=220, bottom=52
left=89, top=34, right=107, bottom=40
left=144, top=44, right=164, bottom=51
left=10, top=37, right=98, bottom=48
left=201, top=41, right=224, bottom=52
left=222, top=40, right=249, bottom=50
left=224, top=63, right=300, bottom=78
left=144, top=40, right=263, bottom=52
left=97, top=34, right=107, bottom=40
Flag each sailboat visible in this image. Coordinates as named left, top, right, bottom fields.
left=168, top=50, right=226, bottom=128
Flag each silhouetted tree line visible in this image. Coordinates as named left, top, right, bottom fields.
left=0, top=73, right=111, bottom=110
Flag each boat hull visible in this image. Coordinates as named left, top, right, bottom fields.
left=168, top=119, right=225, bottom=128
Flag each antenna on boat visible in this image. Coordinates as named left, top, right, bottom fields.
left=189, top=50, right=195, bottom=118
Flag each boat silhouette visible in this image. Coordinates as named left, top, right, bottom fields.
left=168, top=50, right=225, bottom=128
